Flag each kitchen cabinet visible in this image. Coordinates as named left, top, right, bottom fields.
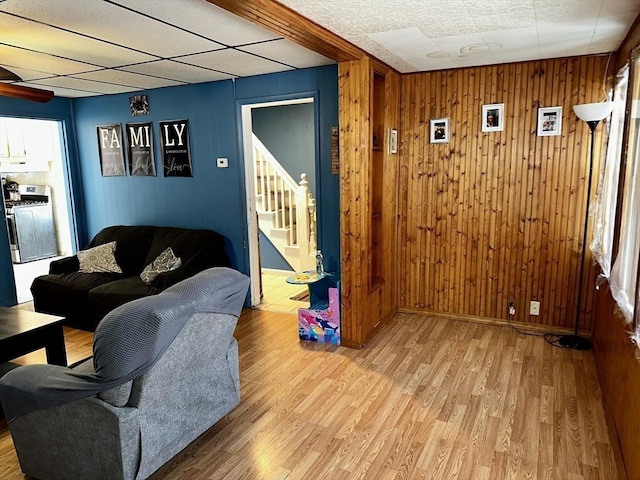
left=0, top=118, right=56, bottom=172
left=13, top=205, right=57, bottom=262
left=0, top=119, right=26, bottom=158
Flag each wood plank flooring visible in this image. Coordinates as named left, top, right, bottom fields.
left=0, top=309, right=617, bottom=479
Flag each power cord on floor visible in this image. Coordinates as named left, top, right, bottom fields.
left=507, top=307, right=547, bottom=337
left=507, top=305, right=573, bottom=348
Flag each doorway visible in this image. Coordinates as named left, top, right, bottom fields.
left=1, top=117, right=77, bottom=304
left=240, top=97, right=318, bottom=310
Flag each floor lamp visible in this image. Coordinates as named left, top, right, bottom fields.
left=558, top=101, right=614, bottom=350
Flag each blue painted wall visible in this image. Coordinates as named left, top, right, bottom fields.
left=252, top=101, right=315, bottom=271
left=72, top=65, right=339, bottom=277
left=0, top=96, right=80, bottom=306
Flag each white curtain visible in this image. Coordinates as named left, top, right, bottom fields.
left=590, top=65, right=629, bottom=279
left=609, top=84, right=640, bottom=324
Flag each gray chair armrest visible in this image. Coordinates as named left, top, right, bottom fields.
left=9, top=396, right=140, bottom=480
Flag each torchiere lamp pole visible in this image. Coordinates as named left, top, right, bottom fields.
left=559, top=101, right=614, bottom=350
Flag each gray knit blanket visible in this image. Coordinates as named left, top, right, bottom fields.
left=0, top=267, right=249, bottom=422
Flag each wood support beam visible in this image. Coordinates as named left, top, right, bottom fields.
left=207, top=0, right=368, bottom=63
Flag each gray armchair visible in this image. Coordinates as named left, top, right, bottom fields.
left=0, top=267, right=249, bottom=480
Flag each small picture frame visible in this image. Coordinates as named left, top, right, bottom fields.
left=430, top=118, right=449, bottom=143
left=482, top=103, right=504, bottom=132
left=389, top=129, right=398, bottom=154
left=537, top=106, right=563, bottom=136
left=129, top=94, right=149, bottom=116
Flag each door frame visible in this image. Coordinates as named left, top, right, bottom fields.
left=240, top=96, right=315, bottom=306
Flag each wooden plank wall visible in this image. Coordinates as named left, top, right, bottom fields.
left=593, top=286, right=640, bottom=480
left=592, top=16, right=640, bottom=480
left=398, top=56, right=610, bottom=332
left=339, top=57, right=400, bottom=347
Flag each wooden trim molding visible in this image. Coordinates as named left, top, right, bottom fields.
left=208, top=0, right=367, bottom=63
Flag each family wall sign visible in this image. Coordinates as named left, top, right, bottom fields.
left=96, top=119, right=192, bottom=177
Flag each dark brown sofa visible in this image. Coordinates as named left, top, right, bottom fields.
left=30, top=225, right=231, bottom=330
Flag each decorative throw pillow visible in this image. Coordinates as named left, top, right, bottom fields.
left=140, top=247, right=182, bottom=284
left=77, top=241, right=122, bottom=274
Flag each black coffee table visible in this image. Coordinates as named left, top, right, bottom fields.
left=0, top=306, right=67, bottom=366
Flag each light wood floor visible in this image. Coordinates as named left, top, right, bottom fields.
left=0, top=308, right=617, bottom=479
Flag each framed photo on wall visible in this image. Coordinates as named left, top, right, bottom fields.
left=430, top=118, right=449, bottom=143
left=537, top=106, right=563, bottom=136
left=389, top=129, right=398, bottom=154
left=482, top=103, right=504, bottom=132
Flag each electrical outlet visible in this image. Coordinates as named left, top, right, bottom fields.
left=530, top=301, right=540, bottom=316
left=507, top=299, right=515, bottom=316
left=216, top=157, right=228, bottom=168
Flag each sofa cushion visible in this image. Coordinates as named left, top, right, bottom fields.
left=90, top=226, right=158, bottom=275
left=88, top=276, right=161, bottom=322
left=31, top=272, right=123, bottom=316
left=143, top=228, right=230, bottom=290
left=140, top=247, right=182, bottom=284
left=78, top=241, right=122, bottom=274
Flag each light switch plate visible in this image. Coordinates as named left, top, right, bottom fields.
left=216, top=157, right=228, bottom=168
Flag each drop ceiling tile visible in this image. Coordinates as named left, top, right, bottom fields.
left=0, top=12, right=155, bottom=67
left=600, top=0, right=640, bottom=16
left=587, top=40, right=623, bottom=54
left=0, top=64, right=54, bottom=82
left=0, top=44, right=99, bottom=76
left=537, top=20, right=596, bottom=44
left=0, top=0, right=224, bottom=57
left=111, top=0, right=281, bottom=46
left=121, top=60, right=233, bottom=84
left=176, top=49, right=292, bottom=77
left=29, top=76, right=138, bottom=95
left=533, top=0, right=603, bottom=22
left=71, top=70, right=185, bottom=90
left=239, top=39, right=334, bottom=69
left=18, top=83, right=98, bottom=98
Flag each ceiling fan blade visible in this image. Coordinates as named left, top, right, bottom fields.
left=0, top=83, right=54, bottom=103
left=0, top=66, right=22, bottom=82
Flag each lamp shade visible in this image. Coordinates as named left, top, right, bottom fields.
left=573, top=101, right=614, bottom=122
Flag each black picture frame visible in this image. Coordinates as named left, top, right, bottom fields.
left=126, top=122, right=156, bottom=176
left=159, top=119, right=192, bottom=177
left=97, top=124, right=126, bottom=176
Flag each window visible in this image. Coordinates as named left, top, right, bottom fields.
left=591, top=65, right=629, bottom=278
left=610, top=53, right=640, bottom=323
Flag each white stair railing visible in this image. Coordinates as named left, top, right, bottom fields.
left=253, top=134, right=316, bottom=269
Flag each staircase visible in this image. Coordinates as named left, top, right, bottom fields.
left=253, top=134, right=316, bottom=272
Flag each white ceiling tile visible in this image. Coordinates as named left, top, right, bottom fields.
left=0, top=0, right=224, bottom=57
left=176, top=49, right=293, bottom=77
left=599, top=0, right=640, bottom=16
left=0, top=64, right=54, bottom=82
left=71, top=70, right=185, bottom=90
left=0, top=12, right=155, bottom=67
left=533, top=0, right=603, bottom=22
left=29, top=77, right=135, bottom=95
left=17, top=83, right=97, bottom=98
left=110, top=0, right=281, bottom=46
left=0, top=44, right=99, bottom=76
left=121, top=60, right=233, bottom=84
left=239, top=40, right=334, bottom=69
left=587, top=40, right=622, bottom=54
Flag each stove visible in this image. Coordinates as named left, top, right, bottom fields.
left=5, top=184, right=58, bottom=263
